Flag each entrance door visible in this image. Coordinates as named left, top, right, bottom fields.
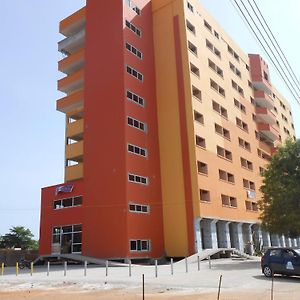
left=61, top=233, right=72, bottom=254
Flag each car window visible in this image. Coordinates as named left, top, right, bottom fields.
left=294, top=249, right=300, bottom=255
left=282, top=250, right=295, bottom=259
left=269, top=249, right=281, bottom=257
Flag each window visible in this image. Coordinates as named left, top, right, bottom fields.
left=234, top=98, right=246, bottom=113
left=53, top=196, right=83, bottom=209
left=284, top=127, right=290, bottom=135
left=215, top=123, right=230, bottom=140
left=125, top=0, right=141, bottom=15
left=229, top=62, right=241, bottom=78
left=246, top=64, right=250, bottom=71
left=236, top=117, right=248, bottom=132
left=125, top=42, right=143, bottom=59
left=232, top=80, right=244, bottom=96
left=214, top=30, right=219, bottom=39
left=128, top=173, right=148, bottom=185
left=127, top=143, right=147, bottom=157
left=227, top=45, right=240, bottom=62
left=208, top=59, right=223, bottom=78
left=238, top=137, right=251, bottom=151
left=257, top=149, right=271, bottom=161
left=196, top=135, right=206, bottom=148
left=219, top=169, right=235, bottom=183
left=204, top=20, right=212, bottom=32
left=259, top=166, right=266, bottom=175
left=129, top=203, right=149, bottom=213
left=52, top=224, right=82, bottom=254
left=188, top=41, right=198, bottom=56
left=192, top=86, right=202, bottom=100
left=126, top=90, right=144, bottom=106
left=197, top=161, right=208, bottom=174
left=212, top=100, right=227, bottom=118
left=190, top=63, right=200, bottom=77
left=126, top=65, right=143, bottom=81
left=240, top=157, right=253, bottom=170
left=245, top=201, right=258, bottom=211
left=130, top=239, right=151, bottom=252
left=217, top=146, right=232, bottom=161
left=210, top=79, right=225, bottom=96
left=194, top=110, right=204, bottom=124
left=125, top=20, right=141, bottom=37
left=243, top=179, right=255, bottom=190
left=127, top=116, right=147, bottom=132
left=187, top=2, right=194, bottom=12
left=200, top=189, right=210, bottom=202
left=281, top=113, right=288, bottom=122
left=221, top=194, right=237, bottom=208
left=206, top=39, right=221, bottom=58
left=186, top=20, right=196, bottom=34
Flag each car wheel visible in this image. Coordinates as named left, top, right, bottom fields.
left=263, top=265, right=273, bottom=277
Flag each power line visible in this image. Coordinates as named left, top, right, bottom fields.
left=229, top=0, right=300, bottom=106
left=246, top=0, right=300, bottom=95
left=238, top=0, right=300, bottom=99
left=252, top=0, right=300, bottom=88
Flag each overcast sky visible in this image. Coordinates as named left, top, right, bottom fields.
left=0, top=0, right=299, bottom=238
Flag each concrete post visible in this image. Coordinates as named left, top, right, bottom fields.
left=243, top=223, right=254, bottom=255
left=230, top=222, right=244, bottom=252
left=285, top=237, right=292, bottom=247
left=217, top=221, right=231, bottom=248
left=279, top=235, right=286, bottom=247
left=270, top=234, right=280, bottom=246
left=194, top=217, right=202, bottom=252
left=201, top=219, right=218, bottom=249
left=262, top=230, right=271, bottom=248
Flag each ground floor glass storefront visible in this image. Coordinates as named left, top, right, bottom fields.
left=52, top=224, right=82, bottom=254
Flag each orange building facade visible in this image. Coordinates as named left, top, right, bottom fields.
left=39, top=0, right=299, bottom=260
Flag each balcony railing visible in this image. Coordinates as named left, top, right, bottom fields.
left=58, top=49, right=85, bottom=75
left=257, top=123, right=279, bottom=142
left=254, top=90, right=274, bottom=110
left=58, top=70, right=84, bottom=95
left=66, top=140, right=84, bottom=160
left=255, top=107, right=276, bottom=125
left=58, top=29, right=85, bottom=55
left=67, top=119, right=84, bottom=139
left=56, top=89, right=84, bottom=114
left=60, top=7, right=86, bottom=37
left=65, top=163, right=83, bottom=181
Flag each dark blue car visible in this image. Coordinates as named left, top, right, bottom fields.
left=261, top=247, right=300, bottom=277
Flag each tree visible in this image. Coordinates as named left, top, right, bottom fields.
left=259, top=139, right=300, bottom=238
left=0, top=226, right=38, bottom=250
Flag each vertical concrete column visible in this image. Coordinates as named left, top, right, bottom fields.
left=262, top=230, right=271, bottom=248
left=194, top=217, right=202, bottom=252
left=285, top=237, right=292, bottom=247
left=243, top=223, right=254, bottom=255
left=217, top=221, right=231, bottom=248
left=291, top=238, right=297, bottom=247
left=297, top=238, right=300, bottom=247
left=270, top=234, right=280, bottom=246
left=252, top=224, right=263, bottom=253
left=230, top=223, right=244, bottom=252
left=201, top=219, right=218, bottom=249
left=279, top=235, right=286, bottom=247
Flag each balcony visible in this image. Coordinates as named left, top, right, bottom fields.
left=257, top=123, right=280, bottom=142
left=60, top=7, right=86, bottom=37
left=58, top=49, right=85, bottom=75
left=254, top=90, right=274, bottom=110
left=58, top=29, right=85, bottom=55
left=249, top=54, right=272, bottom=94
left=67, top=119, right=84, bottom=140
left=66, top=140, right=83, bottom=160
left=65, top=163, right=83, bottom=182
left=255, top=107, right=276, bottom=125
left=58, top=70, right=84, bottom=95
left=57, top=89, right=84, bottom=114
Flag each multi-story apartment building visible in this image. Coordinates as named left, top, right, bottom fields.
left=39, top=0, right=298, bottom=260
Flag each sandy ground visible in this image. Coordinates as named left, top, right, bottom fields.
left=0, top=258, right=299, bottom=299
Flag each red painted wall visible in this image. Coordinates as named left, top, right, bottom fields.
left=39, top=180, right=84, bottom=256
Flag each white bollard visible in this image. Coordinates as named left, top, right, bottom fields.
left=185, top=257, right=188, bottom=273
left=105, top=260, right=108, bottom=277
left=197, top=255, right=200, bottom=271
left=64, top=261, right=67, bottom=276
left=84, top=261, right=87, bottom=276
left=47, top=261, right=50, bottom=276
left=155, top=260, right=158, bottom=278
left=170, top=258, right=174, bottom=275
